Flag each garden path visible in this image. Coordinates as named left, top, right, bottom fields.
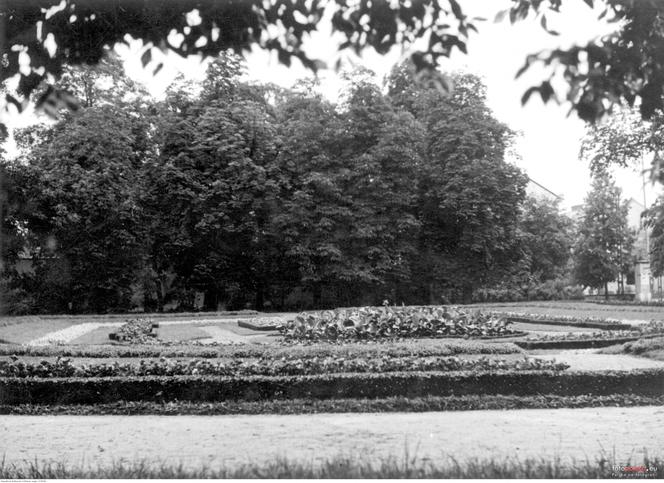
left=26, top=319, right=257, bottom=346
left=1, top=407, right=662, bottom=471
left=531, top=349, right=664, bottom=371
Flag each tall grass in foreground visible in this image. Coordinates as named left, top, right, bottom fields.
left=1, top=455, right=661, bottom=479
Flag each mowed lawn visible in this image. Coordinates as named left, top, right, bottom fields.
left=470, top=301, right=664, bottom=321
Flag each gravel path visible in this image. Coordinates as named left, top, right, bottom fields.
left=26, top=323, right=119, bottom=346
left=26, top=319, right=252, bottom=346
left=531, top=349, right=664, bottom=371
left=1, top=407, right=662, bottom=471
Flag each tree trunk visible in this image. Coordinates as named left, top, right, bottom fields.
left=255, top=282, right=265, bottom=311
left=154, top=278, right=164, bottom=313
left=312, top=283, right=322, bottom=309
left=462, top=285, right=474, bottom=304
left=604, top=282, right=609, bottom=300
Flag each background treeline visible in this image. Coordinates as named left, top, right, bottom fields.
left=0, top=54, right=582, bottom=314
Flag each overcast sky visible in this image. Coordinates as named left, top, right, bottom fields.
left=15, top=0, right=663, bottom=210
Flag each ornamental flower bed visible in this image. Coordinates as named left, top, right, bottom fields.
left=0, top=354, right=568, bottom=378
left=109, top=318, right=159, bottom=344
left=279, top=306, right=522, bottom=342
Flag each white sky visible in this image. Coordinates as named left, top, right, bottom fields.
left=9, top=0, right=662, bottom=210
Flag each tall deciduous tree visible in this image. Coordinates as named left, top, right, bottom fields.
left=15, top=105, right=154, bottom=312
left=573, top=173, right=634, bottom=297
left=387, top=65, right=528, bottom=302
left=519, top=195, right=574, bottom=282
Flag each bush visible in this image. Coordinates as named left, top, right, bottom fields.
left=2, top=369, right=663, bottom=404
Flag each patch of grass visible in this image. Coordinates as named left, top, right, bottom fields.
left=155, top=324, right=210, bottom=343
left=3, top=394, right=664, bottom=415
left=0, top=338, right=523, bottom=358
left=0, top=454, right=661, bottom=479
left=68, top=326, right=119, bottom=345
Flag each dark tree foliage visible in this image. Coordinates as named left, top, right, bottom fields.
left=519, top=195, right=574, bottom=282
left=4, top=0, right=664, bottom=126
left=12, top=105, right=153, bottom=312
left=388, top=66, right=529, bottom=303
left=2, top=55, right=547, bottom=313
left=573, top=173, right=634, bottom=297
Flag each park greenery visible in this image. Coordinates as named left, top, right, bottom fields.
left=1, top=53, right=597, bottom=314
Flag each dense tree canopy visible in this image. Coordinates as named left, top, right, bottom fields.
left=0, top=54, right=554, bottom=313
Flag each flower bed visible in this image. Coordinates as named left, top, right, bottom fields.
left=280, top=306, right=522, bottom=342
left=0, top=355, right=568, bottom=378
left=0, top=339, right=523, bottom=359
left=108, top=318, right=159, bottom=344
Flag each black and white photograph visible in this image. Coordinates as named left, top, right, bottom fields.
left=0, top=0, right=663, bottom=479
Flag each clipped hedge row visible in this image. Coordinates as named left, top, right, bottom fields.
left=4, top=394, right=664, bottom=415
left=0, top=339, right=522, bottom=359
left=515, top=337, right=641, bottom=350
left=505, top=316, right=633, bottom=330
left=2, top=369, right=663, bottom=404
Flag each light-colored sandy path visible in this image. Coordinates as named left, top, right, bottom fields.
left=26, top=323, right=120, bottom=346
left=26, top=318, right=261, bottom=346
left=1, top=407, right=663, bottom=471
left=531, top=349, right=664, bottom=371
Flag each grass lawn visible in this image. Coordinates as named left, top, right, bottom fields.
left=0, top=319, right=78, bottom=344
left=156, top=324, right=211, bottom=343
left=2, top=454, right=662, bottom=479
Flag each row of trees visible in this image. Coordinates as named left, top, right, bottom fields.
left=0, top=54, right=633, bottom=313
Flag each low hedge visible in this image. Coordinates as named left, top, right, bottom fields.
left=1, top=369, right=663, bottom=404
left=238, top=320, right=280, bottom=331
left=515, top=337, right=642, bottom=350
left=506, top=316, right=633, bottom=330
left=4, top=393, right=664, bottom=415
left=0, top=340, right=522, bottom=359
